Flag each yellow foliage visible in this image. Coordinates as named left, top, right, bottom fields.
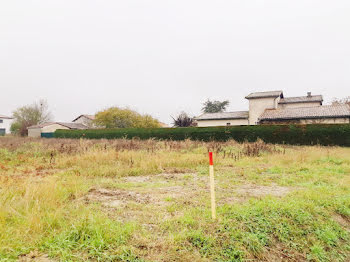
left=93, top=107, right=161, bottom=128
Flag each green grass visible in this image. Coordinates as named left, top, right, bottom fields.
left=0, top=137, right=349, bottom=261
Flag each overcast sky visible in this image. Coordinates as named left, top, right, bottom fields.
left=1, top=0, right=349, bottom=124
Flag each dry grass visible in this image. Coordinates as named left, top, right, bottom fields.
left=0, top=137, right=349, bottom=261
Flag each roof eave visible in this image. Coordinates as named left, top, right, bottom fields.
left=72, top=115, right=84, bottom=122
left=196, top=117, right=248, bottom=121
left=245, top=95, right=280, bottom=99
left=279, top=100, right=323, bottom=104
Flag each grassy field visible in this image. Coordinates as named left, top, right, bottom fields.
left=0, top=137, right=349, bottom=262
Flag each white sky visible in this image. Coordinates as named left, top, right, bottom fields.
left=1, top=0, right=349, bottom=124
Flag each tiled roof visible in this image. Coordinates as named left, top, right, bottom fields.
left=27, top=122, right=56, bottom=129
left=195, top=111, right=249, bottom=120
left=259, top=105, right=350, bottom=121
left=28, top=122, right=88, bottom=130
left=57, top=122, right=88, bottom=129
left=72, top=114, right=95, bottom=122
left=0, top=115, right=13, bottom=119
left=245, top=91, right=283, bottom=99
left=279, top=95, right=323, bottom=104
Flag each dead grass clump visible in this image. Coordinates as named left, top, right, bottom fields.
left=242, top=140, right=285, bottom=157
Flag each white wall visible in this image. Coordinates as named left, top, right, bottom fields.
left=248, top=97, right=279, bottom=125
left=196, top=119, right=248, bottom=127
left=28, top=128, right=42, bottom=138
left=42, top=124, right=69, bottom=133
left=0, top=118, right=13, bottom=134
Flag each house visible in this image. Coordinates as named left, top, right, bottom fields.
left=28, top=122, right=87, bottom=138
left=194, top=111, right=249, bottom=127
left=0, top=115, right=13, bottom=135
left=72, top=115, right=95, bottom=127
left=259, top=104, right=350, bottom=124
left=195, top=91, right=350, bottom=127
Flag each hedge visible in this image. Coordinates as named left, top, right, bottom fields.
left=54, top=124, right=350, bottom=146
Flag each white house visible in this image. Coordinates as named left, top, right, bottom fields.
left=28, top=122, right=87, bottom=138
left=195, top=91, right=350, bottom=126
left=0, top=115, right=13, bottom=135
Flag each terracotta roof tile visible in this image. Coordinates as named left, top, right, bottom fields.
left=259, top=105, right=350, bottom=121
left=279, top=95, right=323, bottom=104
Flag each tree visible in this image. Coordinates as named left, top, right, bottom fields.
left=172, top=112, right=194, bottom=127
left=202, top=99, right=230, bottom=113
left=93, top=107, right=161, bottom=128
left=332, top=97, right=350, bottom=107
left=11, top=100, right=52, bottom=136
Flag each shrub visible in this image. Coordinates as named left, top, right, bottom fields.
left=93, top=107, right=161, bottom=128
left=54, top=124, right=350, bottom=146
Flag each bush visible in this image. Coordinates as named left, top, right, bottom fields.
left=54, top=124, right=350, bottom=146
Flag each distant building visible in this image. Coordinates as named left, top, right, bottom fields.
left=72, top=115, right=95, bottom=127
left=28, top=122, right=87, bottom=138
left=259, top=104, right=350, bottom=125
left=0, top=115, right=13, bottom=135
left=159, top=122, right=170, bottom=128
left=194, top=111, right=249, bottom=127
left=195, top=91, right=350, bottom=127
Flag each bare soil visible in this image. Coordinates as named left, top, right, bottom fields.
left=84, top=172, right=206, bottom=211
left=332, top=214, right=350, bottom=232
left=85, top=188, right=152, bottom=208
left=19, top=251, right=54, bottom=262
left=86, top=173, right=295, bottom=210
left=222, top=184, right=295, bottom=203
left=123, top=172, right=202, bottom=183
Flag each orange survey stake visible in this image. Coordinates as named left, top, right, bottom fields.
left=209, top=152, right=214, bottom=166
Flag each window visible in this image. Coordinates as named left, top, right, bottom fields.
left=226, top=123, right=231, bottom=126
left=0, top=120, right=3, bottom=124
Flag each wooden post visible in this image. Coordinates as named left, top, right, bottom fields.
left=209, top=152, right=217, bottom=220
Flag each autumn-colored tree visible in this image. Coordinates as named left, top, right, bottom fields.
left=93, top=107, right=161, bottom=128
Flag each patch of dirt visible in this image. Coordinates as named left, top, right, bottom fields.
left=157, top=172, right=205, bottom=182
left=332, top=214, right=350, bottom=232
left=84, top=181, right=200, bottom=209
left=123, top=172, right=201, bottom=183
left=19, top=251, right=55, bottom=262
left=236, top=184, right=293, bottom=197
left=223, top=184, right=295, bottom=203
left=85, top=188, right=152, bottom=208
left=262, top=244, right=307, bottom=262
left=124, top=176, right=152, bottom=183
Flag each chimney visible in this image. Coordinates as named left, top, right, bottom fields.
left=307, top=92, right=312, bottom=97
